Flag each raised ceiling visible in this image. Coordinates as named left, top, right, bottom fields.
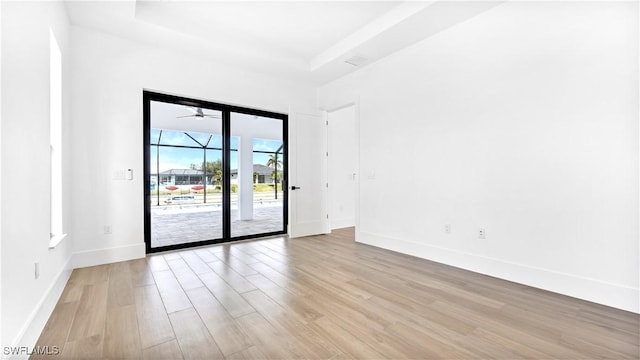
left=65, top=1, right=503, bottom=85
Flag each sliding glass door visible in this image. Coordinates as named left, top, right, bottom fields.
left=144, top=91, right=287, bottom=253
left=230, top=112, right=285, bottom=237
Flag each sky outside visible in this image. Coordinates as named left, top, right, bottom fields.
left=150, top=129, right=282, bottom=174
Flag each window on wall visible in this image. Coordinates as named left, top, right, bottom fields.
left=49, top=28, right=65, bottom=248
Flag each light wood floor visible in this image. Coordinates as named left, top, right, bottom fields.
left=34, top=228, right=639, bottom=359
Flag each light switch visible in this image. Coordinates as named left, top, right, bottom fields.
left=113, top=170, right=125, bottom=180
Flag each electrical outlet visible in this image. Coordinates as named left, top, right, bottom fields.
left=35, top=262, right=40, bottom=279
left=104, top=225, right=112, bottom=235
left=445, top=224, right=451, bottom=234
left=478, top=228, right=486, bottom=239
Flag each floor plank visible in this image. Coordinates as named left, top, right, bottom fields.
left=185, top=287, right=253, bottom=356
left=142, top=340, right=184, bottom=360
left=134, top=285, right=176, bottom=349
left=60, top=334, right=103, bottom=359
left=169, top=308, right=225, bottom=360
left=106, top=262, right=135, bottom=309
left=103, top=304, right=142, bottom=359
left=128, top=258, right=156, bottom=288
left=151, top=269, right=192, bottom=313
left=31, top=301, right=79, bottom=359
left=208, top=260, right=257, bottom=294
left=32, top=228, right=640, bottom=360
left=197, top=271, right=255, bottom=318
left=167, top=257, right=205, bottom=290
left=66, top=282, right=108, bottom=342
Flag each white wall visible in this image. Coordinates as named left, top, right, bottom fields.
left=1, top=3, right=316, bottom=351
left=328, top=105, right=357, bottom=229
left=69, top=26, right=316, bottom=266
left=1, top=1, right=74, bottom=350
left=0, top=0, right=4, bottom=352
left=318, top=1, right=639, bottom=312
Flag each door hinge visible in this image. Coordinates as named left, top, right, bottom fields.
left=326, top=183, right=329, bottom=188
left=326, top=120, right=328, bottom=125
left=326, top=214, right=329, bottom=219
left=326, top=151, right=328, bottom=157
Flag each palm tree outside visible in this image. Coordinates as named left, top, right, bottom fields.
left=266, top=153, right=282, bottom=199
left=266, top=154, right=282, bottom=170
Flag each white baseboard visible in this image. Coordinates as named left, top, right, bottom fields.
left=5, top=243, right=145, bottom=359
left=71, top=242, right=146, bottom=269
left=290, top=221, right=330, bottom=238
left=358, top=230, right=640, bottom=314
left=7, top=256, right=73, bottom=360
left=331, top=218, right=355, bottom=230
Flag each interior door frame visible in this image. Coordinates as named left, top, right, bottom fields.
left=323, top=99, right=360, bottom=237
left=143, top=90, right=288, bottom=253
left=325, top=102, right=359, bottom=231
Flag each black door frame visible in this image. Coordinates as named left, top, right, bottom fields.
left=143, top=90, right=288, bottom=254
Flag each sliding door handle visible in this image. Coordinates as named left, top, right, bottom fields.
left=291, top=186, right=301, bottom=190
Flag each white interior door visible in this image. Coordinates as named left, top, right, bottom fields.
left=288, top=110, right=330, bottom=238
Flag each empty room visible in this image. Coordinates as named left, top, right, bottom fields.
left=1, top=0, right=639, bottom=359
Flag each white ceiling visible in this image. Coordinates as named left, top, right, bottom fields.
left=65, top=1, right=503, bottom=85
left=136, top=1, right=399, bottom=61
left=151, top=101, right=282, bottom=140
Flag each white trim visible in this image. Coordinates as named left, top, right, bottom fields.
left=48, top=233, right=67, bottom=249
left=71, top=243, right=145, bottom=269
left=322, top=101, right=356, bottom=113
left=637, top=0, right=640, bottom=323
left=7, top=257, right=72, bottom=359
left=289, top=221, right=330, bottom=239
left=330, top=218, right=355, bottom=230
left=9, top=243, right=144, bottom=358
left=49, top=28, right=63, bottom=243
left=324, top=99, right=360, bottom=234
left=354, top=98, right=361, bottom=234
left=358, top=230, right=640, bottom=313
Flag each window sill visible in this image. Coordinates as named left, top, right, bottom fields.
left=49, top=233, right=67, bottom=249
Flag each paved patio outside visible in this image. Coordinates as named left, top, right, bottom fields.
left=151, top=202, right=284, bottom=248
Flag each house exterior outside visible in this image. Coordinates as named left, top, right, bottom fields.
left=231, top=164, right=277, bottom=184
left=154, top=169, right=207, bottom=186
left=151, top=165, right=278, bottom=190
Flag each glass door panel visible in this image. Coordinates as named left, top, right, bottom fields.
left=230, top=112, right=285, bottom=238
left=149, top=100, right=223, bottom=249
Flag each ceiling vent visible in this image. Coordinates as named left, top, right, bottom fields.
left=344, top=55, right=368, bottom=67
